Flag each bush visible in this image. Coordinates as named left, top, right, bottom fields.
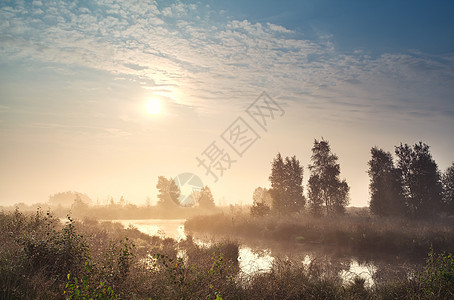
left=64, top=262, right=117, bottom=299
left=2, top=208, right=454, bottom=299
left=20, top=215, right=89, bottom=280
left=418, top=249, right=454, bottom=299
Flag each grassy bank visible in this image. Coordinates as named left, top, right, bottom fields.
left=1, top=209, right=454, bottom=299
left=185, top=212, right=454, bottom=258
left=0, top=202, right=223, bottom=220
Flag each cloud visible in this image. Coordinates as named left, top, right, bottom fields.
left=0, top=0, right=452, bottom=121
left=124, top=63, right=148, bottom=71
left=267, top=22, right=294, bottom=33
left=29, top=122, right=132, bottom=137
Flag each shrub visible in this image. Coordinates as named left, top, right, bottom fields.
left=64, top=262, right=117, bottom=299
left=20, top=215, right=89, bottom=280
left=3, top=208, right=454, bottom=299
left=418, top=249, right=454, bottom=299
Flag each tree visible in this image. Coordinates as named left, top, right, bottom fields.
left=48, top=191, right=92, bottom=208
left=307, top=175, right=323, bottom=216
left=197, top=186, right=216, bottom=209
left=307, top=139, right=350, bottom=215
left=250, top=187, right=272, bottom=216
left=285, top=156, right=306, bottom=211
left=119, top=196, right=126, bottom=207
left=368, top=147, right=404, bottom=216
left=395, top=142, right=442, bottom=218
left=269, top=153, right=305, bottom=214
left=332, top=180, right=350, bottom=214
left=71, top=194, right=89, bottom=212
left=253, top=187, right=273, bottom=208
left=156, top=176, right=180, bottom=208
left=269, top=153, right=286, bottom=213
left=442, top=162, right=454, bottom=215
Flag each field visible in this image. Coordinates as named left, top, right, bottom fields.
left=1, top=208, right=454, bottom=299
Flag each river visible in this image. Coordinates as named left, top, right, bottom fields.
left=113, top=219, right=419, bottom=286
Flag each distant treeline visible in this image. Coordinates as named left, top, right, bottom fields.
left=251, top=139, right=454, bottom=219
left=3, top=139, right=453, bottom=220
left=2, top=178, right=221, bottom=219
left=2, top=187, right=229, bottom=220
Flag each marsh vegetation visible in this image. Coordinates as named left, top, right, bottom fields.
left=1, top=208, right=454, bottom=299
left=1, top=140, right=453, bottom=298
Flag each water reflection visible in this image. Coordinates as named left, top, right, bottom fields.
left=114, top=219, right=186, bottom=241
left=239, top=247, right=274, bottom=275
left=340, top=260, right=376, bottom=287
left=114, top=219, right=420, bottom=285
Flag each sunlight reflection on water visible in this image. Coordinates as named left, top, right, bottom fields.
left=117, top=219, right=379, bottom=284
left=340, top=260, right=377, bottom=287
left=114, top=219, right=186, bottom=241
left=239, top=247, right=274, bottom=275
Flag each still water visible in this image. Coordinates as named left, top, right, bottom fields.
left=114, top=219, right=413, bottom=286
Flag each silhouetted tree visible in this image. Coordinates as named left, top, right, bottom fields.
left=332, top=180, right=350, bottom=214
left=285, top=156, right=306, bottom=211
left=307, top=139, right=350, bottom=215
left=269, top=153, right=286, bottom=213
left=395, top=142, right=442, bottom=218
left=156, top=176, right=180, bottom=208
left=269, top=153, right=305, bottom=214
left=442, top=162, right=454, bottom=215
left=197, top=186, right=215, bottom=209
left=48, top=191, right=92, bottom=208
left=253, top=187, right=273, bottom=208
left=368, top=147, right=405, bottom=216
left=71, top=194, right=89, bottom=211
left=307, top=174, right=323, bottom=216
left=250, top=187, right=272, bottom=216
left=119, top=196, right=126, bottom=207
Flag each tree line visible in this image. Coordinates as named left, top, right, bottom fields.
left=46, top=177, right=217, bottom=211
left=251, top=139, right=454, bottom=218
left=155, top=176, right=216, bottom=209
left=252, top=138, right=350, bottom=216
left=369, top=142, right=453, bottom=218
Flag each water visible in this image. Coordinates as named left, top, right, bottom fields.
left=112, top=219, right=411, bottom=285
left=114, top=219, right=186, bottom=241
left=239, top=247, right=274, bottom=275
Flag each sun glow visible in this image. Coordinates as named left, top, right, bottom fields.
left=146, top=98, right=162, bottom=115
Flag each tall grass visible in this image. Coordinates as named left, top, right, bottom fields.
left=1, top=208, right=454, bottom=299
left=185, top=211, right=454, bottom=258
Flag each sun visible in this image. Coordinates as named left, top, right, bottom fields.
left=146, top=98, right=162, bottom=115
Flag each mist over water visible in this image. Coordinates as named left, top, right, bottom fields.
left=118, top=218, right=417, bottom=286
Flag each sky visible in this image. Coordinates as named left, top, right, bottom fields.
left=1, top=0, right=453, bottom=208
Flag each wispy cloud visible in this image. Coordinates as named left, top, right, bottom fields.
left=0, top=0, right=452, bottom=121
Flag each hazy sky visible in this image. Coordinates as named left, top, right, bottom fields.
left=1, top=0, right=453, bottom=207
